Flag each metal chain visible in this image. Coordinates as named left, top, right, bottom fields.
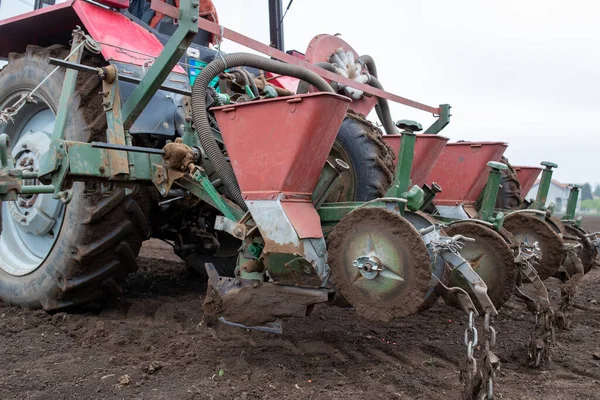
left=480, top=310, right=500, bottom=399
left=514, top=242, right=555, bottom=368
left=461, top=310, right=479, bottom=400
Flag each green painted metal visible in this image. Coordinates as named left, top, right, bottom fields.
left=20, top=185, right=55, bottom=194
left=121, top=0, right=199, bottom=129
left=479, top=161, right=507, bottom=223
left=318, top=202, right=363, bottom=222
left=50, top=34, right=84, bottom=142
left=563, top=185, right=580, bottom=221
left=386, top=131, right=415, bottom=198
left=423, top=104, right=451, bottom=135
left=313, top=160, right=341, bottom=209
left=317, top=200, right=400, bottom=223
left=404, top=185, right=425, bottom=211
left=35, top=33, right=85, bottom=201
left=180, top=170, right=244, bottom=221
left=534, top=161, right=557, bottom=209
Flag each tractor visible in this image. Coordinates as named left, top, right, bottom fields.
left=1, top=1, right=598, bottom=398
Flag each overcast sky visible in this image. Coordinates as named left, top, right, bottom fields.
left=1, top=0, right=598, bottom=185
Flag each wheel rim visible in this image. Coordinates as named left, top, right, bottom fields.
left=328, top=207, right=431, bottom=321
left=503, top=212, right=564, bottom=281
left=325, top=140, right=357, bottom=202
left=402, top=211, right=446, bottom=310
left=0, top=91, right=64, bottom=276
left=446, top=222, right=517, bottom=309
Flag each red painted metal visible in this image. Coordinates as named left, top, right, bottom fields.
left=303, top=34, right=378, bottom=116
left=514, top=166, right=543, bottom=200
left=427, top=142, right=508, bottom=206
left=0, top=0, right=184, bottom=73
left=382, top=134, right=449, bottom=188
left=197, top=17, right=440, bottom=115
left=212, top=92, right=350, bottom=199
left=280, top=202, right=324, bottom=239
left=97, top=0, right=130, bottom=8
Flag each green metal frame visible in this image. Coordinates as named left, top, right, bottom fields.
left=121, top=0, right=199, bottom=129
left=423, top=104, right=451, bottom=135
left=530, top=161, right=558, bottom=211
left=0, top=0, right=243, bottom=224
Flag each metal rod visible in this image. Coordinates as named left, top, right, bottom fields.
left=90, top=142, right=166, bottom=155
left=20, top=185, right=55, bottom=194
left=197, top=17, right=440, bottom=114
left=122, top=0, right=199, bottom=129
left=48, top=58, right=192, bottom=97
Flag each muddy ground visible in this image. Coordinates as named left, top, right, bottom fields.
left=1, top=217, right=600, bottom=400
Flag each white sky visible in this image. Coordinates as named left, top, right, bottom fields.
left=1, top=0, right=598, bottom=185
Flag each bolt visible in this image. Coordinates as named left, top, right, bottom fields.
left=192, top=17, right=198, bottom=23
left=352, top=260, right=358, bottom=267
left=191, top=1, right=199, bottom=7
left=160, top=188, right=167, bottom=196
left=233, top=227, right=243, bottom=237
left=234, top=279, right=241, bottom=286
left=163, top=122, right=169, bottom=129
left=99, top=166, right=105, bottom=174
left=22, top=143, right=27, bottom=149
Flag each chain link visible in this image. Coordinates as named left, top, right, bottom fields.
left=480, top=309, right=500, bottom=399
left=461, top=310, right=479, bottom=399
left=515, top=242, right=556, bottom=368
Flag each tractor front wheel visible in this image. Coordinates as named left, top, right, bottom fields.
left=0, top=45, right=150, bottom=310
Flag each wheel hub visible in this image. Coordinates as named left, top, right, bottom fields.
left=0, top=99, right=63, bottom=276
left=327, top=207, right=431, bottom=321
left=7, top=131, right=61, bottom=236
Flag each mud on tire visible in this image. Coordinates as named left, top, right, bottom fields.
left=0, top=45, right=150, bottom=310
left=326, top=110, right=395, bottom=202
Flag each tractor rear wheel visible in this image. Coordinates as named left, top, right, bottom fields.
left=0, top=45, right=150, bottom=310
left=325, top=111, right=395, bottom=202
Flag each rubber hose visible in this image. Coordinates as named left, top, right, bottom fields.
left=358, top=55, right=378, bottom=78
left=297, top=62, right=337, bottom=94
left=239, top=68, right=260, bottom=98
left=357, top=55, right=385, bottom=128
left=231, top=68, right=250, bottom=91
left=366, top=75, right=398, bottom=135
left=191, top=53, right=334, bottom=210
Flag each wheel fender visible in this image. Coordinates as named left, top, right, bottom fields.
left=0, top=0, right=182, bottom=72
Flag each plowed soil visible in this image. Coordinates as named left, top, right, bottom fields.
left=1, top=217, right=599, bottom=400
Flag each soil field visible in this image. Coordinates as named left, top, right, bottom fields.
left=1, top=217, right=599, bottom=399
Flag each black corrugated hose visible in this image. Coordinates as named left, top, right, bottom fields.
left=191, top=53, right=335, bottom=210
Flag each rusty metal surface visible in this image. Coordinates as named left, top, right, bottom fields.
left=202, top=263, right=328, bottom=327
left=382, top=134, right=449, bottom=188
left=327, top=207, right=431, bottom=321
left=101, top=68, right=129, bottom=177
left=212, top=93, right=349, bottom=199
left=427, top=142, right=508, bottom=206
left=514, top=166, right=543, bottom=200
left=303, top=34, right=378, bottom=116
left=196, top=18, right=440, bottom=114
left=503, top=212, right=565, bottom=281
